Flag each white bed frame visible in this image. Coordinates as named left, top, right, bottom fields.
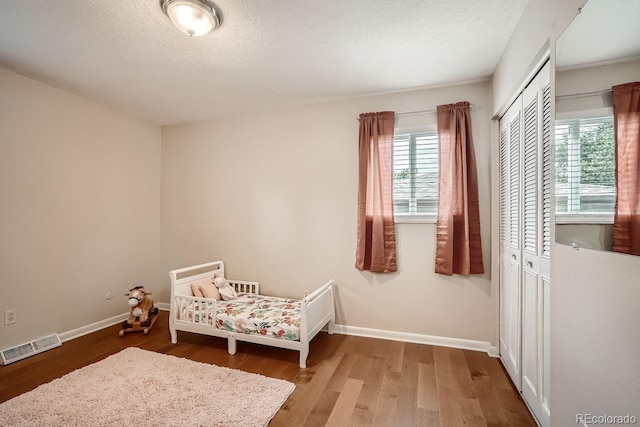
left=169, top=260, right=335, bottom=368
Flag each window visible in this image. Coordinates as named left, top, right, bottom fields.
left=554, top=115, right=615, bottom=223
left=393, top=128, right=439, bottom=223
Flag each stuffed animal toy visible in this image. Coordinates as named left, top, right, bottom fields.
left=214, top=276, right=237, bottom=301
left=125, top=286, right=155, bottom=326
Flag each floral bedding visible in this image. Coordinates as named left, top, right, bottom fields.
left=181, top=293, right=301, bottom=341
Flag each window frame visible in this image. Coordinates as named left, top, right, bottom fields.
left=554, top=108, right=615, bottom=225
left=393, top=124, right=439, bottom=224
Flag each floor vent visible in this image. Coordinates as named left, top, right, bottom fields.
left=1, top=334, right=61, bottom=365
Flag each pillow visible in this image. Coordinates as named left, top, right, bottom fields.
left=190, top=277, right=221, bottom=300
left=191, top=281, right=204, bottom=297
left=201, top=283, right=221, bottom=300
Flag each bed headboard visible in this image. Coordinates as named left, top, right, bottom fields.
left=169, top=260, right=225, bottom=296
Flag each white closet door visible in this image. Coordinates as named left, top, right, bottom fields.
left=499, top=60, right=551, bottom=427
left=521, top=68, right=542, bottom=420
left=540, top=63, right=552, bottom=427
left=499, top=96, right=522, bottom=390
left=520, top=61, right=551, bottom=427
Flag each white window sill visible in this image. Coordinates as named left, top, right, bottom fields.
left=555, top=214, right=614, bottom=225
left=394, top=214, right=437, bottom=224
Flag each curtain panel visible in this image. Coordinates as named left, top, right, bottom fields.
left=435, top=102, right=484, bottom=276
left=355, top=111, right=397, bottom=273
left=612, top=82, right=640, bottom=255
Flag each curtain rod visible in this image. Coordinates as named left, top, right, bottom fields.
left=556, top=89, right=612, bottom=100
left=356, top=105, right=473, bottom=121
left=397, top=108, right=437, bottom=116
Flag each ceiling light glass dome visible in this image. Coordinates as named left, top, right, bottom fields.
left=162, top=0, right=220, bottom=37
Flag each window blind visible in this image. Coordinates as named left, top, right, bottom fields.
left=393, top=131, right=439, bottom=215
left=555, top=116, right=615, bottom=216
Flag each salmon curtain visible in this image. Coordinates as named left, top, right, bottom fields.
left=435, top=102, right=484, bottom=276
left=355, top=111, right=397, bottom=273
left=612, top=82, right=640, bottom=255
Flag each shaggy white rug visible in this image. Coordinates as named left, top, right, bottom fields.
left=0, top=347, right=294, bottom=427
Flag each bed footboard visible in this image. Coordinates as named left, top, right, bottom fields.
left=299, top=279, right=335, bottom=368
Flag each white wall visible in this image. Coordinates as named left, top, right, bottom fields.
left=493, top=0, right=640, bottom=424
left=162, top=80, right=497, bottom=348
left=493, top=0, right=586, bottom=113
left=0, top=68, right=161, bottom=350
left=552, top=245, right=640, bottom=424
left=556, top=58, right=640, bottom=114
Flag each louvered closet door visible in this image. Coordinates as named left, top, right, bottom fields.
left=520, top=61, right=551, bottom=427
left=498, top=95, right=523, bottom=390
left=540, top=65, right=551, bottom=427
left=499, top=60, right=551, bottom=427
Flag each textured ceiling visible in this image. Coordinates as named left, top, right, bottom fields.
left=0, top=0, right=529, bottom=126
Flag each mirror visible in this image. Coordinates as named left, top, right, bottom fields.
left=554, top=0, right=640, bottom=251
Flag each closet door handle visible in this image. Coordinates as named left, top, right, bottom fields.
left=527, top=261, right=533, bottom=268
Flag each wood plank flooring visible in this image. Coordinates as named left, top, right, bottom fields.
left=0, top=311, right=536, bottom=426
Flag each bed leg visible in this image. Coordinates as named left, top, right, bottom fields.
left=299, top=345, right=308, bottom=369
left=228, top=332, right=237, bottom=355
left=170, top=327, right=177, bottom=344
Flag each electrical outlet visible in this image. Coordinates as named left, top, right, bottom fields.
left=5, top=309, right=16, bottom=325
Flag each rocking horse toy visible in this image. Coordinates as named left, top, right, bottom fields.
left=118, top=286, right=159, bottom=336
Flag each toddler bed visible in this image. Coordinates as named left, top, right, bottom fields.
left=169, top=260, right=335, bottom=368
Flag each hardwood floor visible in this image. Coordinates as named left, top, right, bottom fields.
left=0, top=311, right=536, bottom=426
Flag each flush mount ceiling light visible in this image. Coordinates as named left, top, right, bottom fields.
left=161, top=0, right=221, bottom=37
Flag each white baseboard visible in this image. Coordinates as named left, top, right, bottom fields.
left=333, top=324, right=498, bottom=357
left=59, top=313, right=128, bottom=343
left=58, top=304, right=170, bottom=343
left=58, top=305, right=497, bottom=358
